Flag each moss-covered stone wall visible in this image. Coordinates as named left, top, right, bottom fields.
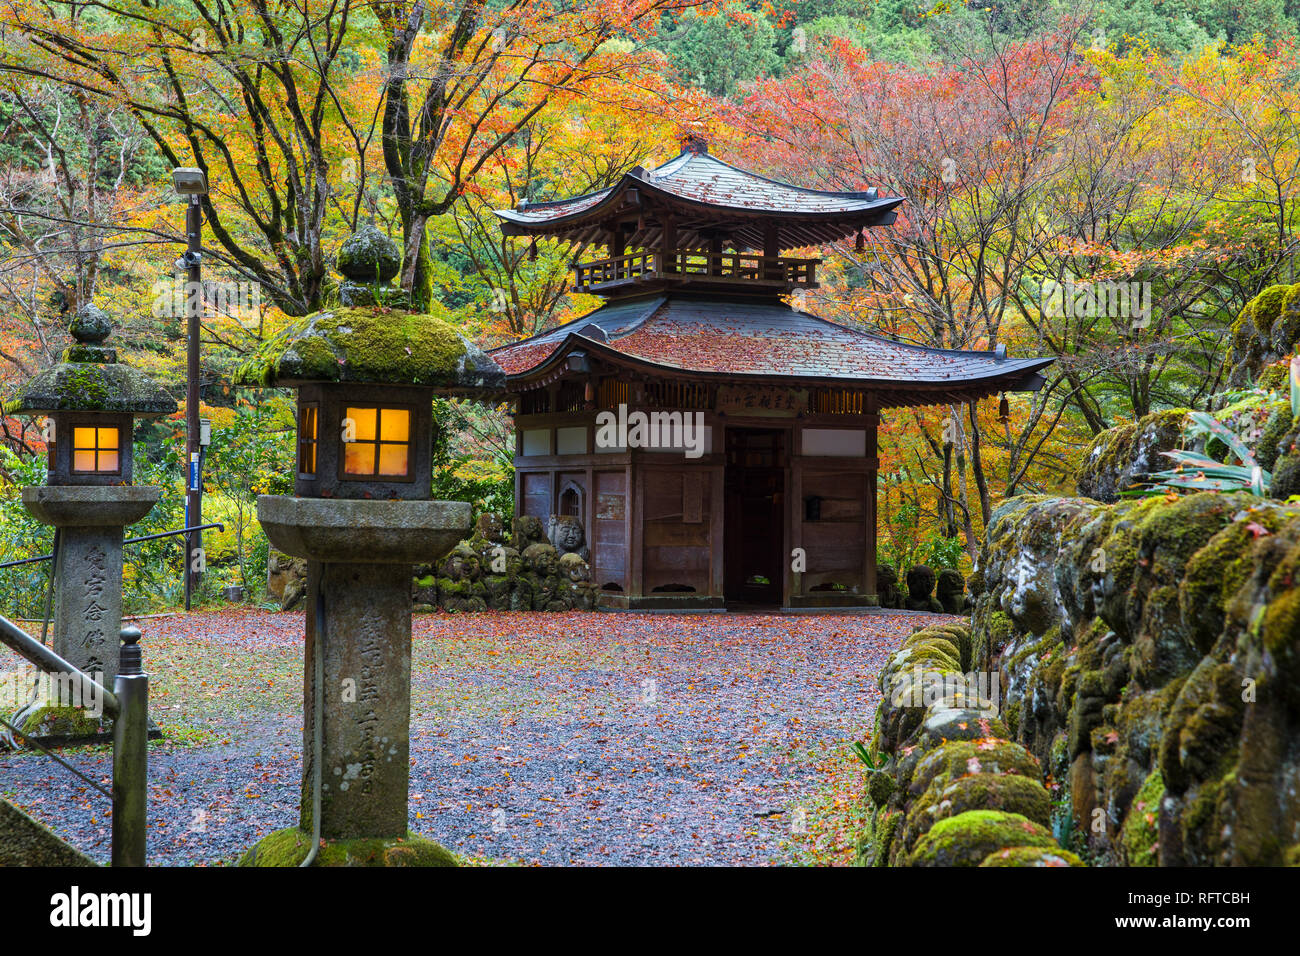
left=860, top=485, right=1300, bottom=866
left=856, top=619, right=1084, bottom=867
left=961, top=491, right=1300, bottom=865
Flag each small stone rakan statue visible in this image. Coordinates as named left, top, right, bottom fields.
left=548, top=514, right=590, bottom=562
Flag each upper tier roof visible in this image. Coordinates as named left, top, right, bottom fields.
left=489, top=294, right=1051, bottom=407
left=495, top=141, right=903, bottom=251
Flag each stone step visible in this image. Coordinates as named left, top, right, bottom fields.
left=0, top=797, right=95, bottom=866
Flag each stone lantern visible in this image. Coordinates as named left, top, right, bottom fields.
left=236, top=230, right=504, bottom=865
left=5, top=304, right=175, bottom=741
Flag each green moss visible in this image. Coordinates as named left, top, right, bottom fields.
left=907, top=738, right=1041, bottom=799
left=1040, top=644, right=1068, bottom=695
left=5, top=361, right=175, bottom=415
left=1007, top=627, right=1061, bottom=673
left=897, top=644, right=962, bottom=672
left=903, top=772, right=1053, bottom=851
left=337, top=223, right=401, bottom=283
left=1004, top=699, right=1021, bottom=736
left=1229, top=308, right=1254, bottom=358
left=906, top=809, right=1058, bottom=866
left=18, top=704, right=109, bottom=740
left=1120, top=769, right=1163, bottom=866
left=978, top=610, right=1017, bottom=666
left=239, top=828, right=459, bottom=867
left=233, top=306, right=502, bottom=389
left=436, top=577, right=472, bottom=599
left=1258, top=362, right=1291, bottom=394
left=1257, top=406, right=1297, bottom=472
left=1181, top=515, right=1278, bottom=654
left=1049, top=732, right=1070, bottom=776
left=1096, top=497, right=1164, bottom=633
left=1260, top=581, right=1300, bottom=658
left=866, top=769, right=896, bottom=807
left=1078, top=422, right=1137, bottom=481
left=1180, top=777, right=1225, bottom=862
left=979, top=845, right=1085, bottom=866
left=1250, top=284, right=1293, bottom=338
left=1274, top=285, right=1300, bottom=354
left=859, top=809, right=902, bottom=866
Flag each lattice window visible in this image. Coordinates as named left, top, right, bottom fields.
left=812, top=388, right=870, bottom=415
left=643, top=382, right=713, bottom=409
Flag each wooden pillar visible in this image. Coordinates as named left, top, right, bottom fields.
left=611, top=225, right=625, bottom=281
left=710, top=461, right=725, bottom=600
left=661, top=213, right=677, bottom=274
left=789, top=426, right=803, bottom=605
left=865, top=399, right=879, bottom=600
left=708, top=235, right=723, bottom=276
left=513, top=429, right=522, bottom=523
left=627, top=462, right=641, bottom=599
left=763, top=222, right=780, bottom=280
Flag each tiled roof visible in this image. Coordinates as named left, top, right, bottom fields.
left=489, top=295, right=1052, bottom=398
left=500, top=151, right=894, bottom=225
left=491, top=297, right=662, bottom=374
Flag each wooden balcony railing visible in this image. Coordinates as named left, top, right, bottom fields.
left=572, top=250, right=819, bottom=292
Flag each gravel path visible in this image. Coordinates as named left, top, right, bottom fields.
left=0, top=608, right=938, bottom=865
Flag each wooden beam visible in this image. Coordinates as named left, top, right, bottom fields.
left=865, top=399, right=879, bottom=600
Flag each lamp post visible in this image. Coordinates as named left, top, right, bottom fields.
left=172, top=167, right=207, bottom=609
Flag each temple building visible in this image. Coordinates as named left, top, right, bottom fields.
left=490, top=135, right=1051, bottom=610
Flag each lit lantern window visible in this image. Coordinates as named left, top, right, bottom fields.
left=343, top=406, right=411, bottom=478
left=298, top=403, right=318, bottom=476
left=72, top=426, right=120, bottom=474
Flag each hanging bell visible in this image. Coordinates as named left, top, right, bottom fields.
left=528, top=239, right=538, bottom=261
left=998, top=393, right=1010, bottom=424
left=855, top=229, right=865, bottom=253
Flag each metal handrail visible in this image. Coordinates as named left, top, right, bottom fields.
left=0, top=522, right=224, bottom=571
left=0, top=615, right=118, bottom=717
left=0, top=615, right=147, bottom=866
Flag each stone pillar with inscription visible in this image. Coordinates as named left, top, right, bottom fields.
left=258, top=497, right=470, bottom=842
left=6, top=305, right=176, bottom=744
left=234, top=248, right=504, bottom=865
left=22, top=487, right=160, bottom=686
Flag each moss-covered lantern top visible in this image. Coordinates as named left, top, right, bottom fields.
left=4, top=304, right=177, bottom=486
left=234, top=304, right=504, bottom=500
left=234, top=305, right=504, bottom=393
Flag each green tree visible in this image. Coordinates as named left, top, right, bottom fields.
left=657, top=5, right=781, bottom=96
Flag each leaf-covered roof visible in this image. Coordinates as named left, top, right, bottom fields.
left=496, top=142, right=903, bottom=251
left=490, top=294, right=1052, bottom=407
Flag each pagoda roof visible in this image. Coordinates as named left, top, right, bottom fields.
left=495, top=144, right=903, bottom=251
left=490, top=294, right=1052, bottom=408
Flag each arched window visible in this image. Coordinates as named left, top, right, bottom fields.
left=559, top=482, right=583, bottom=517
